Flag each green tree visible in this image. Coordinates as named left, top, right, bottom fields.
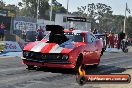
left=126, top=16, right=132, bottom=38
left=52, top=0, right=67, bottom=21
left=77, top=3, right=113, bottom=31
left=18, top=7, right=32, bottom=17
left=39, top=0, right=50, bottom=19
left=19, top=0, right=67, bottom=20
left=19, top=0, right=50, bottom=19
left=0, top=1, right=19, bottom=16
left=112, top=15, right=124, bottom=33
left=0, top=1, right=5, bottom=8
left=77, top=6, right=87, bottom=17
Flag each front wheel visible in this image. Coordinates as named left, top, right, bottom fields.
left=26, top=65, right=34, bottom=70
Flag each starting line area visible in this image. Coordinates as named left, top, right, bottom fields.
left=105, top=48, right=122, bottom=52
left=0, top=52, right=22, bottom=57
left=0, top=41, right=22, bottom=52
left=0, top=48, right=122, bottom=57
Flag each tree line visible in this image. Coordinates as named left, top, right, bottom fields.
left=76, top=3, right=132, bottom=38
left=18, top=0, right=67, bottom=20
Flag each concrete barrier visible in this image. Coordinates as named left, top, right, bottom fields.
left=0, top=41, right=22, bottom=52
left=105, top=48, right=122, bottom=52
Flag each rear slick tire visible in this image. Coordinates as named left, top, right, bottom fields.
left=75, top=55, right=83, bottom=69
left=75, top=55, right=84, bottom=74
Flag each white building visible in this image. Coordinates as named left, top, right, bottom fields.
left=55, top=14, right=91, bottom=31
left=55, top=13, right=75, bottom=28
left=37, top=13, right=91, bottom=31
left=37, top=19, right=55, bottom=30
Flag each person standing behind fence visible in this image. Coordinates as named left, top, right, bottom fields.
left=104, top=31, right=108, bottom=48
left=118, top=31, right=126, bottom=49
left=22, top=30, right=26, bottom=41
left=93, top=29, right=97, bottom=34
left=108, top=31, right=115, bottom=48
left=37, top=26, right=44, bottom=41
left=0, top=23, right=5, bottom=41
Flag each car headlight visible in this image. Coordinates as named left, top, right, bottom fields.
left=62, top=55, right=68, bottom=60
left=23, top=51, right=30, bottom=57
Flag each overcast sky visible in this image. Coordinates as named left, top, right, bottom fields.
left=4, top=0, right=132, bottom=16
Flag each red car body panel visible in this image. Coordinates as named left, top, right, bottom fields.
left=22, top=29, right=103, bottom=68
left=23, top=41, right=39, bottom=51
left=23, top=60, right=75, bottom=68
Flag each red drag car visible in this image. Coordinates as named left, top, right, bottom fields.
left=22, top=25, right=104, bottom=69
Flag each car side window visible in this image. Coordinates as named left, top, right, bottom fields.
left=87, top=33, right=96, bottom=43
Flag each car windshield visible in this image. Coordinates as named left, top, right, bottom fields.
left=44, top=32, right=84, bottom=42
left=64, top=32, right=84, bottom=42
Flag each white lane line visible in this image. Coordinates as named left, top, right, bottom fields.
left=0, top=56, right=15, bottom=59
left=100, top=56, right=132, bottom=63
left=99, top=67, right=121, bottom=74
left=101, top=54, right=131, bottom=60
left=0, top=67, right=26, bottom=73
left=125, top=66, right=132, bottom=69
left=0, top=72, right=61, bottom=84
left=101, top=57, right=132, bottom=66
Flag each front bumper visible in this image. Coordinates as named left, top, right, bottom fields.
left=22, top=59, right=75, bottom=68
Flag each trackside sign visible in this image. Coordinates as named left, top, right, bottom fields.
left=67, top=17, right=86, bottom=22
left=0, top=41, right=22, bottom=52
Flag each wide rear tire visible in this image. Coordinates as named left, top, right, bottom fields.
left=75, top=55, right=83, bottom=69
left=75, top=55, right=85, bottom=74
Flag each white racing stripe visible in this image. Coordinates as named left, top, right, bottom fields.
left=31, top=42, right=47, bottom=52
left=49, top=44, right=64, bottom=53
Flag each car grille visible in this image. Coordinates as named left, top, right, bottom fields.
left=23, top=51, right=64, bottom=61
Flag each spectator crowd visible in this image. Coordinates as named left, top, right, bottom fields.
left=0, top=23, right=6, bottom=41
left=93, top=29, right=129, bottom=49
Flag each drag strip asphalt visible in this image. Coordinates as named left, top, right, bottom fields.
left=0, top=51, right=131, bottom=88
